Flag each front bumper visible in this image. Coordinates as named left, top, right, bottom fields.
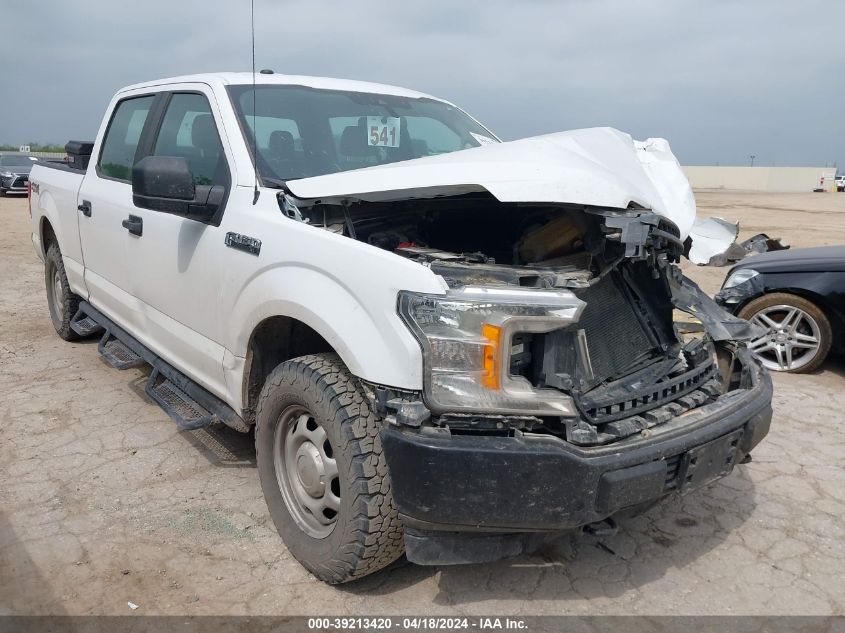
left=383, top=360, right=772, bottom=563
left=1, top=175, right=28, bottom=192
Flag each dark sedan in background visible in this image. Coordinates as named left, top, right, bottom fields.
left=716, top=245, right=845, bottom=373
left=0, top=154, right=38, bottom=196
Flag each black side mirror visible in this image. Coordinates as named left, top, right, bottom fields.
left=132, top=155, right=224, bottom=222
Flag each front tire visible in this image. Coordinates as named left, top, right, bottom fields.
left=44, top=242, right=80, bottom=341
left=255, top=353, right=404, bottom=583
left=739, top=292, right=832, bottom=373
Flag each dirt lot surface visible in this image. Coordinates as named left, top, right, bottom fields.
left=2, top=191, right=844, bottom=616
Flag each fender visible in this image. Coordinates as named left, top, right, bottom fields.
left=214, top=189, right=451, bottom=409
left=31, top=168, right=87, bottom=296
left=222, top=261, right=447, bottom=410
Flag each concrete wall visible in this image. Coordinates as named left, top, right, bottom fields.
left=0, top=150, right=65, bottom=159
left=682, top=166, right=834, bottom=192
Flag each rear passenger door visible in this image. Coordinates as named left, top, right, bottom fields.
left=78, top=93, right=157, bottom=330
left=123, top=89, right=232, bottom=399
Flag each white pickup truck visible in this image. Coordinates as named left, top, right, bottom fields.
left=29, top=72, right=772, bottom=583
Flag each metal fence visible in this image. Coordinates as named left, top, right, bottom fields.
left=0, top=150, right=65, bottom=159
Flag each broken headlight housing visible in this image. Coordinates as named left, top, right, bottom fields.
left=398, top=286, right=585, bottom=416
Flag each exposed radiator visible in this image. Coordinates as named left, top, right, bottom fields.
left=572, top=272, right=657, bottom=387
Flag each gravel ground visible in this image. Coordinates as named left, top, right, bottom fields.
left=1, top=191, right=844, bottom=616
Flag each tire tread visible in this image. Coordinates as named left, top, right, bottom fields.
left=255, top=353, right=404, bottom=583
left=45, top=242, right=80, bottom=341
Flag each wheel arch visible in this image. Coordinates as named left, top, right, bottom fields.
left=240, top=314, right=335, bottom=424
left=40, top=215, right=58, bottom=256
left=33, top=182, right=65, bottom=256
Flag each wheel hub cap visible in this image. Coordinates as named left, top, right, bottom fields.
left=295, top=442, right=325, bottom=497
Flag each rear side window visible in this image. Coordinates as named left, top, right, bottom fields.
left=152, top=93, right=228, bottom=186
left=98, top=96, right=155, bottom=181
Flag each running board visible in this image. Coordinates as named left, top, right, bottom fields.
left=145, top=369, right=217, bottom=430
left=70, top=309, right=105, bottom=337
left=98, top=332, right=145, bottom=370
left=73, top=301, right=250, bottom=433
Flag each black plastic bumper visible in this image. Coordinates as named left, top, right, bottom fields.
left=383, top=366, right=772, bottom=562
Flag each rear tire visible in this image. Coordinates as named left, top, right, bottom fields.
left=45, top=242, right=80, bottom=341
left=255, top=353, right=404, bottom=583
left=738, top=292, right=831, bottom=373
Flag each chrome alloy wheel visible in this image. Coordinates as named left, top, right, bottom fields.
left=273, top=406, right=340, bottom=538
left=747, top=304, right=822, bottom=371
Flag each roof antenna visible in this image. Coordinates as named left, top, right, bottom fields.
left=251, top=0, right=260, bottom=205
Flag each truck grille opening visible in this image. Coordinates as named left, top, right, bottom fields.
left=579, top=360, right=718, bottom=425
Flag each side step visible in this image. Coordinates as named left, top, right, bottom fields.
left=145, top=369, right=217, bottom=431
left=98, top=331, right=145, bottom=370
left=70, top=309, right=104, bottom=337
left=73, top=301, right=249, bottom=433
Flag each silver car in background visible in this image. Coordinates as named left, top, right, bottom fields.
left=0, top=154, right=39, bottom=196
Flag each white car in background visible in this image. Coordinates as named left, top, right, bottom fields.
left=836, top=174, right=844, bottom=192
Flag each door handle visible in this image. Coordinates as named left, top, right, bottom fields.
left=77, top=200, right=92, bottom=217
left=122, top=214, right=143, bottom=236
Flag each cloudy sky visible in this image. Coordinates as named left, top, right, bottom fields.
left=4, top=0, right=842, bottom=167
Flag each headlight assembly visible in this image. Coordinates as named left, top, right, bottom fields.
left=398, top=286, right=585, bottom=416
left=723, top=268, right=759, bottom=289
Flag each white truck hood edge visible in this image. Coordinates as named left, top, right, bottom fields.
left=285, top=127, right=699, bottom=240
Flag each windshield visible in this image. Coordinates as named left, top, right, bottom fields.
left=0, top=155, right=37, bottom=167
left=227, top=84, right=498, bottom=183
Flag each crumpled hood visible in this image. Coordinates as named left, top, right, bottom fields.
left=286, top=127, right=698, bottom=239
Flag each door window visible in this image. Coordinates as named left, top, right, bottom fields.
left=153, top=93, right=228, bottom=187
left=98, top=96, right=155, bottom=181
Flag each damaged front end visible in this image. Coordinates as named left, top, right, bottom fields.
left=296, top=192, right=764, bottom=447
left=290, top=191, right=773, bottom=564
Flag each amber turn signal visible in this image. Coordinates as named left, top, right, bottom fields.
left=481, top=323, right=502, bottom=390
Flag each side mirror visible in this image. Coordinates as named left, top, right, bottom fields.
left=132, top=155, right=224, bottom=222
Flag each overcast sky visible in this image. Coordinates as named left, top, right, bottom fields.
left=4, top=0, right=842, bottom=166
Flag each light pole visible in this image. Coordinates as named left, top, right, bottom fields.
left=750, top=155, right=756, bottom=167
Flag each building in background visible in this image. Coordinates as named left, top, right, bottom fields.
left=682, top=166, right=837, bottom=192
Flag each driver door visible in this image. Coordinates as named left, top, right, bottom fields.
left=123, top=88, right=232, bottom=398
